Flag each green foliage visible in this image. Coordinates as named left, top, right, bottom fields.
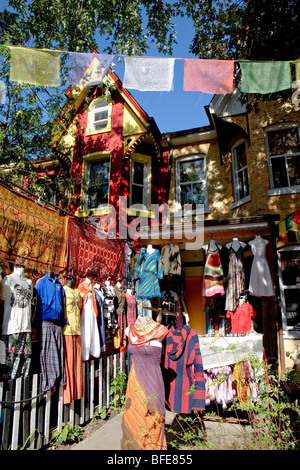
left=109, top=368, right=127, bottom=411
left=168, top=358, right=300, bottom=451
left=52, top=422, right=83, bottom=447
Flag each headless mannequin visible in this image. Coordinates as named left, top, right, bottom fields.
left=66, top=278, right=75, bottom=289
left=203, top=238, right=222, bottom=252
left=126, top=288, right=132, bottom=295
left=46, top=270, right=55, bottom=279
left=226, top=237, right=246, bottom=252
left=13, top=266, right=25, bottom=276
left=146, top=244, right=154, bottom=254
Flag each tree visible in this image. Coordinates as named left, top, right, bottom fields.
left=189, top=0, right=300, bottom=60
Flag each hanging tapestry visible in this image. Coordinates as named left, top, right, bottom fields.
left=123, top=56, right=175, bottom=91
left=67, top=52, right=115, bottom=87
left=0, top=183, right=68, bottom=282
left=65, top=217, right=125, bottom=284
left=9, top=46, right=60, bottom=87
left=239, top=60, right=292, bottom=94
left=183, top=59, right=235, bottom=94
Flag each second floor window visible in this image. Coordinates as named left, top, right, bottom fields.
left=88, top=98, right=111, bottom=133
left=176, top=156, right=208, bottom=208
left=130, top=156, right=151, bottom=209
left=232, top=140, right=250, bottom=202
left=84, top=157, right=110, bottom=210
left=265, top=124, right=300, bottom=190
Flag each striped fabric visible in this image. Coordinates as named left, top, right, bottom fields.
left=163, top=326, right=206, bottom=414
left=133, top=248, right=163, bottom=298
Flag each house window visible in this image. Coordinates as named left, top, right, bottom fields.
left=265, top=124, right=300, bottom=192
left=277, top=246, right=300, bottom=337
left=130, top=154, right=151, bottom=210
left=83, top=155, right=110, bottom=211
left=176, top=155, right=208, bottom=208
left=87, top=97, right=111, bottom=134
left=232, top=140, right=250, bottom=202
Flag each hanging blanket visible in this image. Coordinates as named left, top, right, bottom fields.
left=65, top=217, right=125, bottom=284
left=0, top=183, right=68, bottom=282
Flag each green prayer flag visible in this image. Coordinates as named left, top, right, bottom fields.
left=239, top=61, right=292, bottom=94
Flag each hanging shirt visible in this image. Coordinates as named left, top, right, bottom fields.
left=163, top=325, right=206, bottom=414
left=63, top=285, right=82, bottom=335
left=33, top=273, right=65, bottom=329
left=133, top=248, right=163, bottom=298
left=226, top=301, right=257, bottom=334
left=1, top=271, right=33, bottom=335
left=161, top=243, right=181, bottom=276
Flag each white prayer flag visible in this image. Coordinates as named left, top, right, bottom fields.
left=123, top=57, right=175, bottom=91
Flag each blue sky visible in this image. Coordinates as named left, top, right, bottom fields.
left=2, top=1, right=212, bottom=134
left=107, top=15, right=213, bottom=134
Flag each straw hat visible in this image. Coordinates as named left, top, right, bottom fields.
left=133, top=315, right=158, bottom=335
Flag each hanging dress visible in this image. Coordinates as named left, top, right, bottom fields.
left=78, top=280, right=101, bottom=361
left=248, top=236, right=275, bottom=297
left=203, top=247, right=225, bottom=297
left=121, top=317, right=168, bottom=450
left=225, top=244, right=245, bottom=312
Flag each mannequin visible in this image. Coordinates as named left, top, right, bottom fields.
left=121, top=316, right=168, bottom=450
left=1, top=265, right=33, bottom=379
left=101, top=277, right=117, bottom=336
left=248, top=234, right=275, bottom=297
left=226, top=236, right=246, bottom=252
left=203, top=236, right=222, bottom=252
left=147, top=244, right=154, bottom=254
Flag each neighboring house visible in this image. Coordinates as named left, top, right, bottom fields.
left=52, top=64, right=299, bottom=378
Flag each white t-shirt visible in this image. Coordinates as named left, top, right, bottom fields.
left=1, top=269, right=33, bottom=335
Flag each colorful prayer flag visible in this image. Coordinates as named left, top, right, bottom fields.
left=183, top=59, right=235, bottom=94
left=239, top=60, right=292, bottom=94
left=67, top=52, right=115, bottom=87
left=123, top=57, right=175, bottom=91
left=9, top=46, right=60, bottom=87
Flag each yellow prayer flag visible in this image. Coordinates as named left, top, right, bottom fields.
left=9, top=46, right=60, bottom=87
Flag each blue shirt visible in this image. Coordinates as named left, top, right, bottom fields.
left=33, top=273, right=66, bottom=329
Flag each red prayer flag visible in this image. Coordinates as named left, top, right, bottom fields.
left=183, top=59, right=235, bottom=94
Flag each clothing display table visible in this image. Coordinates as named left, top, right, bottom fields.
left=198, top=333, right=264, bottom=370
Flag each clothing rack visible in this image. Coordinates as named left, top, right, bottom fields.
left=138, top=303, right=179, bottom=317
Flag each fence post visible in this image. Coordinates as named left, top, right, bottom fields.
left=11, top=377, right=22, bottom=450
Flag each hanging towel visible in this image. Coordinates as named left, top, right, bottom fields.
left=123, top=56, right=175, bottom=91
left=67, top=52, right=115, bottom=86
left=183, top=59, right=235, bottom=94
left=239, top=60, right=292, bottom=94
left=9, top=46, right=60, bottom=87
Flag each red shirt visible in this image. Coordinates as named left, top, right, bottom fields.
left=226, top=302, right=257, bottom=334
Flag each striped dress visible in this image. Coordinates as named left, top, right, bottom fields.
left=163, top=326, right=206, bottom=414
left=133, top=248, right=163, bottom=298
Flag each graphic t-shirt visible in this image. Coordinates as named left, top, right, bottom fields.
left=1, top=271, right=33, bottom=335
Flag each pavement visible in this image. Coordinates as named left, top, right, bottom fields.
left=70, top=410, right=247, bottom=451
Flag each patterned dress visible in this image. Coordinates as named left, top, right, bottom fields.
left=203, top=247, right=225, bottom=297
left=225, top=244, right=245, bottom=312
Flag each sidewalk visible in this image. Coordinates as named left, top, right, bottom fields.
left=70, top=410, right=247, bottom=451
left=71, top=412, right=124, bottom=450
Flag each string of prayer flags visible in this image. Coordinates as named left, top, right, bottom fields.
left=183, top=59, right=235, bottom=94
left=67, top=52, right=115, bottom=87
left=239, top=60, right=292, bottom=95
left=123, top=56, right=175, bottom=91
left=9, top=46, right=60, bottom=87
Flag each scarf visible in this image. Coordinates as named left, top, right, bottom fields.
left=78, top=280, right=98, bottom=317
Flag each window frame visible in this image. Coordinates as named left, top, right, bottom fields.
left=86, top=97, right=112, bottom=136
left=264, top=123, right=300, bottom=196
left=128, top=153, right=151, bottom=217
left=231, top=138, right=251, bottom=209
left=175, top=154, right=209, bottom=212
left=80, top=151, right=111, bottom=216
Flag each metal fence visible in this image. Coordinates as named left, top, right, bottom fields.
left=0, top=352, right=126, bottom=450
